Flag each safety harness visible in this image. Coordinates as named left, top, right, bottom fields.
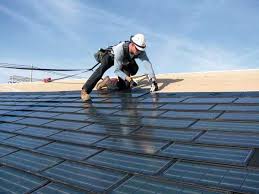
left=121, top=41, right=139, bottom=76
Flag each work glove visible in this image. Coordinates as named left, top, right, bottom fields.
left=130, top=79, right=138, bottom=88
left=150, top=81, right=158, bottom=92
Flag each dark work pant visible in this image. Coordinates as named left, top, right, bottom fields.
left=116, top=61, right=138, bottom=90
left=82, top=53, right=114, bottom=94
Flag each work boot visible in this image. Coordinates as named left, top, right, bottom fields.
left=81, top=89, right=91, bottom=102
left=96, top=76, right=110, bottom=90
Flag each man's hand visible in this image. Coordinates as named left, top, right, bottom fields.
left=130, top=79, right=138, bottom=88
left=150, top=81, right=158, bottom=92
left=126, top=76, right=137, bottom=88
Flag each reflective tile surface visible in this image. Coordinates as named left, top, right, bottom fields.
left=0, top=90, right=258, bottom=193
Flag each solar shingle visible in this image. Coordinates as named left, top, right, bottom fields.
left=0, top=90, right=258, bottom=193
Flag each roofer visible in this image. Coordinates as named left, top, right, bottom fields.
left=81, top=33, right=158, bottom=101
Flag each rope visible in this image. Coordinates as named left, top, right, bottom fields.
left=44, top=70, right=84, bottom=79
left=0, top=63, right=84, bottom=71
left=0, top=62, right=100, bottom=82
left=48, top=62, right=100, bottom=82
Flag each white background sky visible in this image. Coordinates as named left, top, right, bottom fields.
left=0, top=0, right=259, bottom=83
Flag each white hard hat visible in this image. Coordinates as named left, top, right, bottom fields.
left=131, top=33, right=146, bottom=51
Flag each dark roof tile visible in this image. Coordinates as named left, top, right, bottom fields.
left=0, top=90, right=259, bottom=193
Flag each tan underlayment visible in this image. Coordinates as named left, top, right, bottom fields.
left=0, top=69, right=259, bottom=93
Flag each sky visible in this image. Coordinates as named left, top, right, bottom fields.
left=0, top=0, right=259, bottom=83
